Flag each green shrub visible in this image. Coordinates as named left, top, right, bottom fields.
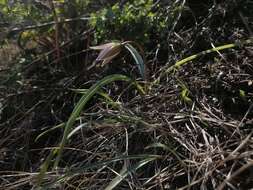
left=89, top=0, right=167, bottom=45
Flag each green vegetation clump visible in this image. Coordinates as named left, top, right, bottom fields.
left=90, top=0, right=167, bottom=44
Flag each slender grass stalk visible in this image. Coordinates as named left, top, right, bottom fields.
left=39, top=154, right=161, bottom=189
left=146, top=142, right=187, bottom=168
left=71, top=88, right=120, bottom=108
left=105, top=157, right=157, bottom=190
left=153, top=38, right=253, bottom=85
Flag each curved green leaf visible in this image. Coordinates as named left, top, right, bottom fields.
left=124, top=43, right=145, bottom=80
left=105, top=157, right=156, bottom=190
left=53, top=74, right=132, bottom=168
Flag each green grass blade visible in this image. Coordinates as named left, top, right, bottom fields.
left=146, top=142, right=187, bottom=168
left=39, top=154, right=160, bottom=189
left=71, top=88, right=120, bottom=108
left=35, top=116, right=83, bottom=142
left=168, top=43, right=236, bottom=73
left=153, top=38, right=253, bottom=85
left=105, top=157, right=156, bottom=190
left=67, top=123, right=87, bottom=139
left=35, top=123, right=65, bottom=142
left=36, top=149, right=58, bottom=187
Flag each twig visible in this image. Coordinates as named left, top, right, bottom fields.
left=49, top=0, right=60, bottom=64
left=8, top=17, right=91, bottom=35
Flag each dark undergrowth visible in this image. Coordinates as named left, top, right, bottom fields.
left=0, top=0, right=253, bottom=189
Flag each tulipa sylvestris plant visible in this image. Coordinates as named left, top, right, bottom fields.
left=89, top=41, right=146, bottom=80
left=37, top=41, right=147, bottom=187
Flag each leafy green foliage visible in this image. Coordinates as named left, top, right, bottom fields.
left=89, top=0, right=167, bottom=44
left=0, top=0, right=51, bottom=25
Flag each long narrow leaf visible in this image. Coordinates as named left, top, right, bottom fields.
left=35, top=123, right=65, bottom=142
left=38, top=74, right=145, bottom=184
left=153, top=38, right=253, bottom=85
left=146, top=142, right=187, bottom=168
left=71, top=88, right=119, bottom=107
left=53, top=74, right=132, bottom=168
left=124, top=43, right=145, bottom=80
left=105, top=157, right=156, bottom=190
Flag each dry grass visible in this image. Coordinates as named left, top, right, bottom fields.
left=0, top=42, right=20, bottom=67
left=1, top=0, right=253, bottom=189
